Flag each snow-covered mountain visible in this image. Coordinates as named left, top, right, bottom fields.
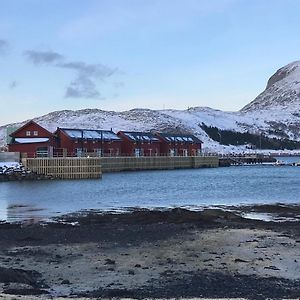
left=242, top=61, right=300, bottom=112
left=0, top=107, right=259, bottom=153
left=1, top=61, right=300, bottom=152
left=240, top=61, right=300, bottom=141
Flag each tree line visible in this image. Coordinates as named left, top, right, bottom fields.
left=200, top=123, right=300, bottom=150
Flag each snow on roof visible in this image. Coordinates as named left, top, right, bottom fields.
left=121, top=131, right=159, bottom=142
left=14, top=138, right=49, bottom=144
left=158, top=133, right=201, bottom=143
left=62, top=128, right=121, bottom=141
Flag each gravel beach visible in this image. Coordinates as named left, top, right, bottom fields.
left=0, top=204, right=299, bottom=299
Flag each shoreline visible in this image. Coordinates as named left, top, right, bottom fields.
left=0, top=204, right=299, bottom=299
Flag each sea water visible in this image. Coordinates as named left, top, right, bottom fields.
left=0, top=161, right=300, bottom=222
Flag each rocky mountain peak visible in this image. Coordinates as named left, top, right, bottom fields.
left=266, top=61, right=300, bottom=89
left=241, top=61, right=300, bottom=112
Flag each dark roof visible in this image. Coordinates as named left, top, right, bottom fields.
left=58, top=128, right=121, bottom=141
left=118, top=131, right=159, bottom=142
left=156, top=132, right=202, bottom=144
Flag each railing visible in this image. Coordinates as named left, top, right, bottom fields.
left=21, top=151, right=207, bottom=158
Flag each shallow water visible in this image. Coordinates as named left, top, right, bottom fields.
left=1, top=161, right=300, bottom=221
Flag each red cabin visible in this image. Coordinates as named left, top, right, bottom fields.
left=117, top=131, right=160, bottom=156
left=155, top=132, right=202, bottom=156
left=55, top=128, right=122, bottom=157
left=8, top=120, right=56, bottom=158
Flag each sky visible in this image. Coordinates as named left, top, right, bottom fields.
left=1, top=0, right=300, bottom=125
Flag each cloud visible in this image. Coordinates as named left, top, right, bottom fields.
left=24, top=49, right=117, bottom=99
left=23, top=50, right=64, bottom=65
left=59, top=61, right=116, bottom=78
left=65, top=75, right=101, bottom=99
left=0, top=39, right=9, bottom=55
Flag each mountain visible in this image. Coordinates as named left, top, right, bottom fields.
left=1, top=61, right=300, bottom=152
left=240, top=61, right=300, bottom=141
left=0, top=107, right=257, bottom=153
left=241, top=61, right=300, bottom=112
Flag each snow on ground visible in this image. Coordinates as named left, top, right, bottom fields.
left=0, top=105, right=300, bottom=154
left=0, top=162, right=21, bottom=168
left=2, top=61, right=300, bottom=152
left=0, top=162, right=24, bottom=175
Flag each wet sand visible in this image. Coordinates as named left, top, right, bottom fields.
left=0, top=204, right=299, bottom=299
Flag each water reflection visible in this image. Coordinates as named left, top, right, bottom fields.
left=6, top=204, right=46, bottom=223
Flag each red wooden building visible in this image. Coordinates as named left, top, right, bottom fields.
left=117, top=131, right=161, bottom=156
left=155, top=132, right=202, bottom=156
left=7, top=121, right=203, bottom=158
left=8, top=120, right=56, bottom=157
left=55, top=128, right=122, bottom=157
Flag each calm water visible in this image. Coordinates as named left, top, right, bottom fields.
left=0, top=157, right=300, bottom=221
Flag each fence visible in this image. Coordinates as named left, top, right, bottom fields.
left=21, top=156, right=218, bottom=179
left=22, top=157, right=102, bottom=179
left=101, top=156, right=218, bottom=172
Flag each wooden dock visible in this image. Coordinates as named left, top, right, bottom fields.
left=20, top=156, right=218, bottom=179
left=219, top=155, right=276, bottom=166
left=22, top=157, right=102, bottom=179
left=101, top=156, right=219, bottom=172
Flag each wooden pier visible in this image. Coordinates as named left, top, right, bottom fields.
left=219, top=154, right=276, bottom=167
left=101, top=156, right=219, bottom=172
left=20, top=156, right=218, bottom=179
left=22, top=157, right=102, bottom=179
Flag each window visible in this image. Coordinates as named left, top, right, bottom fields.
left=36, top=147, right=48, bottom=157
left=26, top=131, right=31, bottom=136
left=33, top=131, right=38, bottom=136
left=134, top=148, right=140, bottom=157
left=95, top=148, right=102, bottom=156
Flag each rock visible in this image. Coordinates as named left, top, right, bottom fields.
left=0, top=267, right=41, bottom=286
left=234, top=258, right=249, bottom=263
left=105, top=258, right=116, bottom=265
left=264, top=266, right=281, bottom=271
left=3, top=288, right=49, bottom=295
left=61, top=279, right=70, bottom=284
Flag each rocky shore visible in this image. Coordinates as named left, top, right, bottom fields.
left=0, top=204, right=299, bottom=299
left=0, top=162, right=54, bottom=181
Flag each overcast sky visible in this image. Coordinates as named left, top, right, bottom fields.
left=1, top=0, right=300, bottom=125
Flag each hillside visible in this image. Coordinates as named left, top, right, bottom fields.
left=2, top=61, right=300, bottom=153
